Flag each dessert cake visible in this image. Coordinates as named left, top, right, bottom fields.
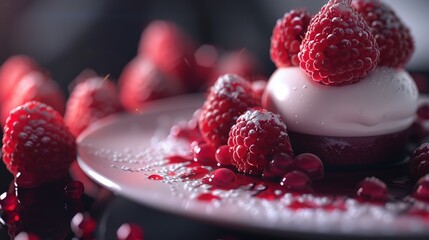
left=263, top=0, right=418, bottom=166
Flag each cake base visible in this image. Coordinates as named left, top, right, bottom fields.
left=288, top=129, right=411, bottom=169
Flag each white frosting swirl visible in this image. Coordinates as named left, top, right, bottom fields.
left=262, top=67, right=418, bottom=137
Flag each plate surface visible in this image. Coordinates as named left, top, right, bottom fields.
left=77, top=94, right=429, bottom=239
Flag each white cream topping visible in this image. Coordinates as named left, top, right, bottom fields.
left=262, top=67, right=418, bottom=137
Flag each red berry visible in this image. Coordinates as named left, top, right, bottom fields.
left=228, top=108, right=293, bottom=175
left=2, top=101, right=76, bottom=188
left=65, top=74, right=123, bottom=136
left=410, top=143, right=429, bottom=179
left=0, top=55, right=41, bottom=103
left=208, top=168, right=237, bottom=187
left=119, top=57, right=185, bottom=112
left=262, top=153, right=294, bottom=180
left=270, top=9, right=312, bottom=67
left=211, top=50, right=262, bottom=85
left=293, top=153, right=324, bottom=180
left=199, top=74, right=259, bottom=148
left=215, top=145, right=232, bottom=166
left=413, top=174, right=429, bottom=202
left=299, top=0, right=379, bottom=86
left=71, top=212, right=97, bottom=239
left=117, top=223, right=144, bottom=240
left=193, top=143, right=216, bottom=165
left=0, top=192, right=19, bottom=212
left=352, top=0, right=414, bottom=68
left=356, top=177, right=388, bottom=202
left=138, top=20, right=201, bottom=92
left=280, top=170, right=311, bottom=191
left=1, top=71, right=65, bottom=126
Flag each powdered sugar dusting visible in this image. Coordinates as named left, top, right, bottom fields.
left=241, top=108, right=286, bottom=130
left=212, top=74, right=249, bottom=99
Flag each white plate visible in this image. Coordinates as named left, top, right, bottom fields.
left=77, top=94, right=429, bottom=239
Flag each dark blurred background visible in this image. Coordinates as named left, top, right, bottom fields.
left=0, top=0, right=428, bottom=95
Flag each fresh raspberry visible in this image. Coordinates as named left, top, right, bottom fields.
left=298, top=0, right=379, bottom=86
left=410, top=143, right=429, bottom=179
left=228, top=108, right=293, bottom=175
left=0, top=55, right=41, bottom=103
left=2, top=101, right=76, bottom=188
left=138, top=20, right=202, bottom=92
left=270, top=9, right=312, bottom=67
left=199, top=74, right=259, bottom=148
left=210, top=50, right=263, bottom=86
left=1, top=71, right=65, bottom=126
left=352, top=0, right=414, bottom=68
left=119, top=57, right=185, bottom=112
left=65, top=75, right=123, bottom=137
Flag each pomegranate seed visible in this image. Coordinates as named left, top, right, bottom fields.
left=14, top=232, right=41, bottom=240
left=293, top=153, right=324, bottom=180
left=193, top=143, right=216, bottom=165
left=64, top=181, right=85, bottom=200
left=215, top=145, right=232, bottom=165
left=208, top=168, right=237, bottom=187
left=413, top=174, right=429, bottom=202
left=71, top=212, right=97, bottom=239
left=280, top=171, right=311, bottom=191
left=0, top=192, right=19, bottom=212
left=116, top=223, right=144, bottom=240
left=263, top=153, right=294, bottom=180
left=356, top=177, right=388, bottom=203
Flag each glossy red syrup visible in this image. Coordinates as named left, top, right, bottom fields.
left=197, top=193, right=221, bottom=202
left=180, top=167, right=210, bottom=180
left=148, top=174, right=164, bottom=180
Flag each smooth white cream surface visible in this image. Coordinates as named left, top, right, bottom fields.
left=262, top=67, right=418, bottom=137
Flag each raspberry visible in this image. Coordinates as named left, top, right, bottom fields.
left=199, top=74, right=259, bottom=148
left=410, top=143, right=429, bottom=179
left=119, top=57, right=186, bottom=112
left=1, top=71, right=66, bottom=127
left=298, top=0, right=379, bottom=86
left=211, top=50, right=262, bottom=86
left=138, top=20, right=201, bottom=92
left=2, top=101, right=76, bottom=188
left=352, top=0, right=414, bottom=68
left=0, top=55, right=41, bottom=103
left=65, top=75, right=123, bottom=137
left=228, top=108, right=293, bottom=175
left=270, top=9, right=312, bottom=67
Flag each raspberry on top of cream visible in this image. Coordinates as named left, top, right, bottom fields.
left=264, top=0, right=417, bottom=137
left=263, top=66, right=418, bottom=137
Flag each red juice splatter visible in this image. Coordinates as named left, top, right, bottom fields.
left=148, top=174, right=164, bottom=181
left=197, top=193, right=221, bottom=202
